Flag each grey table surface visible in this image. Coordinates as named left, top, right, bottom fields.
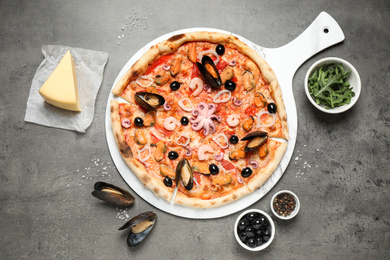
left=1, top=0, right=389, bottom=259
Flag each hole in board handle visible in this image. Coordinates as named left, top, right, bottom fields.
left=323, top=27, right=330, bottom=34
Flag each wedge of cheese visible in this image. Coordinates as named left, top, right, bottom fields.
left=39, top=50, right=81, bottom=111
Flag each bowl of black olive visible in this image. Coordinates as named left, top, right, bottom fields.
left=234, top=209, right=275, bottom=251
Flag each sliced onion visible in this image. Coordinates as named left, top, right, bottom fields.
left=189, top=77, right=204, bottom=96
left=138, top=145, right=151, bottom=162
left=198, top=145, right=214, bottom=161
left=212, top=133, right=229, bottom=149
left=176, top=133, right=190, bottom=147
left=214, top=153, right=224, bottom=161
left=185, top=146, right=193, bottom=156
left=135, top=75, right=154, bottom=88
left=188, top=177, right=199, bottom=193
left=178, top=98, right=194, bottom=112
left=164, top=116, right=179, bottom=131
left=198, top=50, right=219, bottom=65
left=213, top=90, right=231, bottom=103
left=141, top=161, right=150, bottom=168
left=163, top=64, right=170, bottom=71
left=121, top=118, right=131, bottom=128
left=229, top=60, right=237, bottom=66
left=227, top=114, right=240, bottom=127
left=256, top=111, right=276, bottom=128
left=232, top=97, right=242, bottom=106
left=236, top=171, right=244, bottom=184
left=163, top=102, right=171, bottom=111
left=249, top=160, right=259, bottom=169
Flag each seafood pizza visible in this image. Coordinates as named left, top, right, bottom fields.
left=110, top=31, right=288, bottom=208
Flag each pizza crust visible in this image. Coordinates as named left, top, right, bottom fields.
left=246, top=142, right=288, bottom=191
left=174, top=184, right=251, bottom=209
left=110, top=100, right=174, bottom=203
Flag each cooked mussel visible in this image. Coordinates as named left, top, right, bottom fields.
left=92, top=181, right=135, bottom=207
left=175, top=158, right=194, bottom=190
left=196, top=55, right=222, bottom=89
left=135, top=92, right=165, bottom=111
left=119, top=211, right=157, bottom=247
left=243, top=70, right=256, bottom=91
left=241, top=131, right=268, bottom=152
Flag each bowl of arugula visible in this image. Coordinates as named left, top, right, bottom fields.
left=305, top=57, right=361, bottom=113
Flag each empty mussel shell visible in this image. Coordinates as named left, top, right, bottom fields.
left=119, top=211, right=157, bottom=247
left=135, top=92, right=165, bottom=111
left=92, top=181, right=135, bottom=207
left=241, top=131, right=269, bottom=152
left=175, top=158, right=194, bottom=190
left=196, top=55, right=222, bottom=89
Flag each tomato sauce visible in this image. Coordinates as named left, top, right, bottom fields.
left=146, top=54, right=174, bottom=75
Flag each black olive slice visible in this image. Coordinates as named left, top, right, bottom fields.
left=267, top=103, right=277, bottom=113
left=241, top=167, right=253, bottom=177
left=170, top=81, right=181, bottom=91
left=163, top=177, right=173, bottom=187
left=216, top=44, right=225, bottom=55
left=229, top=135, right=239, bottom=144
left=209, top=164, right=219, bottom=175
left=168, top=151, right=179, bottom=160
left=134, top=117, right=144, bottom=127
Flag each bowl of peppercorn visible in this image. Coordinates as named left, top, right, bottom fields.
left=270, top=190, right=300, bottom=220
left=234, top=209, right=275, bottom=251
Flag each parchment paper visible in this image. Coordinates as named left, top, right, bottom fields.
left=24, top=45, right=108, bottom=132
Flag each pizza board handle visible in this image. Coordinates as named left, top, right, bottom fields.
left=262, top=11, right=345, bottom=79
left=257, top=12, right=345, bottom=178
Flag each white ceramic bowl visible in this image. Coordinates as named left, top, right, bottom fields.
left=270, top=190, right=300, bottom=220
left=234, top=209, right=275, bottom=251
left=304, top=57, right=361, bottom=114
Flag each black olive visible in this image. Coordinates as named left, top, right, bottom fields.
left=247, top=212, right=258, bottom=221
left=134, top=117, right=144, bottom=127
left=246, top=237, right=256, bottom=248
left=241, top=167, right=253, bottom=178
left=262, top=216, right=269, bottom=226
left=245, top=227, right=255, bottom=238
left=252, top=219, right=262, bottom=229
left=229, top=135, right=239, bottom=144
left=180, top=116, right=189, bottom=125
left=255, top=229, right=263, bottom=237
left=238, top=219, right=249, bottom=231
left=224, top=80, right=236, bottom=91
left=267, top=102, right=277, bottom=113
left=262, top=235, right=271, bottom=242
left=239, top=231, right=247, bottom=243
left=216, top=44, right=225, bottom=55
left=170, top=81, right=181, bottom=91
left=163, top=177, right=173, bottom=187
left=209, top=164, right=219, bottom=175
left=263, top=228, right=271, bottom=237
left=168, top=151, right=179, bottom=160
left=255, top=237, right=263, bottom=247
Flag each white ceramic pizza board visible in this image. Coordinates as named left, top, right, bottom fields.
left=105, top=12, right=344, bottom=219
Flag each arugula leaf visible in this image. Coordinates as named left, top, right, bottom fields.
left=308, top=63, right=355, bottom=109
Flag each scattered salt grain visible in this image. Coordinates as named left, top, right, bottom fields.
left=116, top=208, right=131, bottom=221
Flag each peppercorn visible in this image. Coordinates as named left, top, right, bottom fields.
left=273, top=193, right=296, bottom=217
